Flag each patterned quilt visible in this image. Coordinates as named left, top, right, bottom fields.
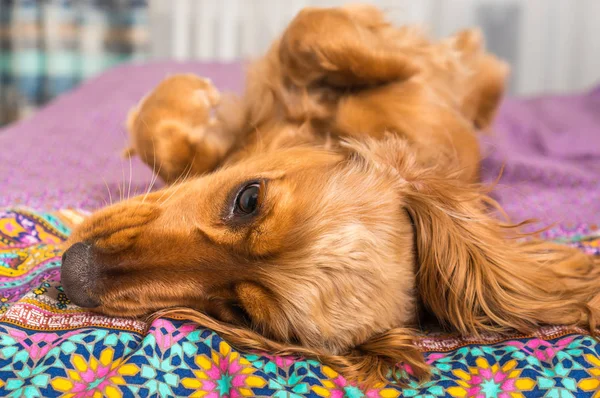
left=1, top=208, right=600, bottom=398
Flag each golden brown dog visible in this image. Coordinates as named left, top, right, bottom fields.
left=61, top=5, right=600, bottom=385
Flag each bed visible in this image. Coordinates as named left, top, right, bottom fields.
left=1, top=62, right=599, bottom=397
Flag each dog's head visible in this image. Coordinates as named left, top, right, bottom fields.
left=61, top=6, right=517, bottom=383
left=62, top=144, right=419, bottom=355
left=58, top=4, right=600, bottom=385
left=62, top=133, right=599, bottom=384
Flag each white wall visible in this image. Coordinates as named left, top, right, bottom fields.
left=149, top=0, right=600, bottom=97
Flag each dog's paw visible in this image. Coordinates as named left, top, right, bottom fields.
left=124, top=74, right=235, bottom=183
left=137, top=74, right=220, bottom=120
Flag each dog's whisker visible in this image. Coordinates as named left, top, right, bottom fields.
left=117, top=124, right=135, bottom=201
left=156, top=151, right=196, bottom=204
left=142, top=167, right=158, bottom=204
left=141, top=136, right=159, bottom=204
left=117, top=156, right=125, bottom=203
left=156, top=162, right=188, bottom=202
left=127, top=139, right=133, bottom=200
left=115, top=119, right=134, bottom=203
left=159, top=153, right=197, bottom=206
left=166, top=156, right=196, bottom=199
left=101, top=176, right=113, bottom=206
left=149, top=160, right=164, bottom=198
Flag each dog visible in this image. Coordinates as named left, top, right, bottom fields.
left=60, top=5, right=600, bottom=385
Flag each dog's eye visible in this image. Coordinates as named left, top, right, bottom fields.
left=235, top=183, right=261, bottom=215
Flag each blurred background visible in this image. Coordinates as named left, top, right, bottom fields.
left=0, top=0, right=598, bottom=126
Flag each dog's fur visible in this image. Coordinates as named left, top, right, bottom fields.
left=61, top=5, right=600, bottom=385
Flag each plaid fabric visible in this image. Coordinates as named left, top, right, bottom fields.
left=0, top=0, right=148, bottom=125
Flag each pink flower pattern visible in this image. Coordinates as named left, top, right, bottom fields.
left=508, top=336, right=575, bottom=362
left=151, top=318, right=197, bottom=350
left=8, top=329, right=78, bottom=361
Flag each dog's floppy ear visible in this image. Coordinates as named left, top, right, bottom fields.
left=279, top=6, right=419, bottom=88
left=233, top=282, right=429, bottom=385
left=347, top=135, right=600, bottom=336
left=155, top=311, right=428, bottom=387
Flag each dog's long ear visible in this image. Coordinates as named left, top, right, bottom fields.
left=154, top=306, right=427, bottom=387
left=347, top=135, right=600, bottom=336
left=279, top=6, right=419, bottom=88
left=232, top=282, right=429, bottom=385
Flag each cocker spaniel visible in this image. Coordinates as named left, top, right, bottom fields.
left=61, top=5, right=600, bottom=385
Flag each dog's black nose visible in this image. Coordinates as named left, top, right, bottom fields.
left=60, top=242, right=100, bottom=308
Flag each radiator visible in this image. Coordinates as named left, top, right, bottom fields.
left=148, top=0, right=600, bottom=96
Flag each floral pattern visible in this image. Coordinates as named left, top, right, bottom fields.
left=448, top=358, right=534, bottom=398
left=182, top=341, right=263, bottom=397
left=51, top=348, right=135, bottom=398
left=1, top=208, right=600, bottom=397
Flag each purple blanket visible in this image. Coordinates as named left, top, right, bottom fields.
left=0, top=62, right=243, bottom=210
left=481, top=86, right=600, bottom=226
left=0, top=61, right=598, bottom=227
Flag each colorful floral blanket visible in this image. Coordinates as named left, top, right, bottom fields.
left=1, top=208, right=600, bottom=397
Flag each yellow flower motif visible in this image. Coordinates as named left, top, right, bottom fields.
left=577, top=354, right=600, bottom=397
left=50, top=347, right=139, bottom=398
left=447, top=358, right=534, bottom=398
left=33, top=287, right=47, bottom=295
left=181, top=341, right=263, bottom=397
left=311, top=365, right=393, bottom=398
